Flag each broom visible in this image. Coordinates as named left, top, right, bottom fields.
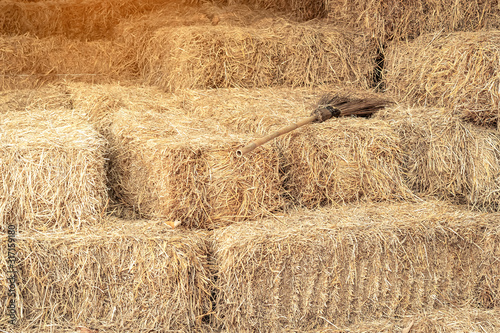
left=236, top=94, right=392, bottom=157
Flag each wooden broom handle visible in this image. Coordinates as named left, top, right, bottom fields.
left=236, top=115, right=316, bottom=157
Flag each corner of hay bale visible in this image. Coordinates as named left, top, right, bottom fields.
left=108, top=108, right=285, bottom=228
left=139, top=21, right=377, bottom=91
left=0, top=109, right=108, bottom=230
left=0, top=217, right=212, bottom=331
left=213, top=201, right=500, bottom=331
left=277, top=117, right=413, bottom=207
left=384, top=31, right=500, bottom=127
left=376, top=106, right=500, bottom=212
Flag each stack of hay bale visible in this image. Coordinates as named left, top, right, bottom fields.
left=1, top=0, right=500, bottom=331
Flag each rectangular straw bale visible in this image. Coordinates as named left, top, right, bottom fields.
left=277, top=117, right=412, bottom=207
left=376, top=106, right=500, bottom=211
left=140, top=21, right=377, bottom=91
left=0, top=109, right=108, bottom=230
left=327, top=0, right=500, bottom=42
left=0, top=218, right=211, bottom=332
left=109, top=108, right=285, bottom=228
left=0, top=34, right=135, bottom=90
left=0, top=0, right=167, bottom=40
left=384, top=31, right=500, bottom=127
left=213, top=201, right=500, bottom=331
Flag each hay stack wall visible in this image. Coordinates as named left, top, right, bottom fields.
left=376, top=106, right=500, bottom=211
left=0, top=109, right=108, bottom=230
left=0, top=34, right=135, bottom=90
left=213, top=201, right=500, bottom=331
left=0, top=218, right=211, bottom=331
left=384, top=31, right=500, bottom=127
left=109, top=108, right=285, bottom=228
left=140, top=22, right=377, bottom=91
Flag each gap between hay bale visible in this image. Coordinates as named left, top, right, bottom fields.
left=384, top=31, right=500, bottom=128
left=0, top=217, right=212, bottom=331
left=0, top=109, right=108, bottom=230
left=213, top=201, right=500, bottom=331
left=108, top=108, right=285, bottom=228
left=139, top=21, right=377, bottom=91
left=376, top=106, right=500, bottom=212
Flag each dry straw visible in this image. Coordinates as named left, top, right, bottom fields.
left=326, top=0, right=500, bottom=42
left=0, top=84, right=74, bottom=113
left=0, top=0, right=169, bottom=40
left=165, top=86, right=408, bottom=208
left=317, top=307, right=500, bottom=332
left=376, top=106, right=500, bottom=212
left=229, top=0, right=329, bottom=21
left=108, top=108, right=285, bottom=228
left=213, top=201, right=500, bottom=331
left=278, top=117, right=413, bottom=207
left=0, top=34, right=135, bottom=90
left=139, top=20, right=377, bottom=91
left=0, top=109, right=108, bottom=230
left=384, top=31, right=500, bottom=128
left=0, top=218, right=212, bottom=332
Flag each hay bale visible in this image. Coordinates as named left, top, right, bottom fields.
left=0, top=34, right=135, bottom=90
left=327, top=0, right=500, bottom=42
left=384, top=31, right=500, bottom=127
left=278, top=117, right=412, bottom=207
left=140, top=21, right=377, bottom=91
left=109, top=108, right=285, bottom=228
left=376, top=106, right=500, bottom=211
left=0, top=218, right=211, bottom=331
left=0, top=0, right=168, bottom=40
left=0, top=109, right=108, bottom=230
left=167, top=87, right=405, bottom=208
left=213, top=201, right=500, bottom=331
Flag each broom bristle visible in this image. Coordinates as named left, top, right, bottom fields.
left=317, top=94, right=393, bottom=117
